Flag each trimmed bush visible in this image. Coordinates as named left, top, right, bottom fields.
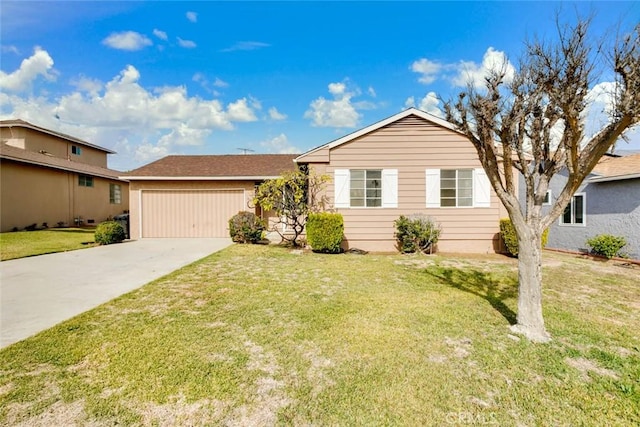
left=229, top=211, right=265, bottom=244
left=95, top=221, right=126, bottom=245
left=394, top=214, right=441, bottom=254
left=306, top=212, right=344, bottom=253
left=499, top=218, right=549, bottom=257
left=586, top=234, right=627, bottom=259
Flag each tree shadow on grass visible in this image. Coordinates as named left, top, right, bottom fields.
left=423, top=267, right=518, bottom=325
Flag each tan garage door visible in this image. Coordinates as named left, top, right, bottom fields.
left=141, top=189, right=245, bottom=237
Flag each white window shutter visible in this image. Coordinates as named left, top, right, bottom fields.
left=381, top=169, right=398, bottom=208
left=474, top=168, right=491, bottom=208
left=334, top=169, right=350, bottom=208
left=425, top=169, right=440, bottom=208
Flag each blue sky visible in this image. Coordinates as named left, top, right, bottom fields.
left=1, top=1, right=639, bottom=171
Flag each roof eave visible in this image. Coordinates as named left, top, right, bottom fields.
left=588, top=172, right=640, bottom=183
left=0, top=154, right=126, bottom=181
left=120, top=175, right=282, bottom=181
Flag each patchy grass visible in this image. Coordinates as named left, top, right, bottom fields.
left=0, top=228, right=97, bottom=261
left=0, top=245, right=638, bottom=425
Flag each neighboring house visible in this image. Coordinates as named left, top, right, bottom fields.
left=121, top=154, right=297, bottom=239
left=294, top=108, right=510, bottom=253
left=0, top=119, right=129, bottom=231
left=541, top=153, right=640, bottom=260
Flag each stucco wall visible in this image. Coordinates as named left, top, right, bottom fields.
left=0, top=160, right=129, bottom=231
left=520, top=171, right=640, bottom=260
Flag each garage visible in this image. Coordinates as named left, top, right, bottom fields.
left=140, top=189, right=245, bottom=238
left=121, top=154, right=298, bottom=240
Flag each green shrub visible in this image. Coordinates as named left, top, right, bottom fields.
left=394, top=214, right=441, bottom=254
left=306, top=212, right=344, bottom=253
left=586, top=234, right=627, bottom=259
left=95, top=221, right=126, bottom=245
left=499, top=218, right=549, bottom=257
left=228, top=211, right=265, bottom=244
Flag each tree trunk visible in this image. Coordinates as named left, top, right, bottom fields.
left=510, top=226, right=551, bottom=343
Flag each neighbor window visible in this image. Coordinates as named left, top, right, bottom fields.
left=110, top=184, right=121, bottom=204
left=350, top=169, right=382, bottom=207
left=543, top=190, right=552, bottom=205
left=440, top=169, right=473, bottom=207
left=560, top=193, right=585, bottom=225
left=71, top=145, right=82, bottom=155
left=78, top=175, right=93, bottom=187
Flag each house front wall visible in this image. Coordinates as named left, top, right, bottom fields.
left=303, top=116, right=507, bottom=253
left=128, top=180, right=258, bottom=239
left=0, top=160, right=129, bottom=231
left=544, top=172, right=640, bottom=259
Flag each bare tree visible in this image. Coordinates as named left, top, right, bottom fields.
left=444, top=20, right=639, bottom=342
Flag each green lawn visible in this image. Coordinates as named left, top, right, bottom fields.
left=0, top=245, right=638, bottom=425
left=0, top=228, right=97, bottom=261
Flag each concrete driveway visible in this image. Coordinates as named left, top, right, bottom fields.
left=0, top=238, right=232, bottom=348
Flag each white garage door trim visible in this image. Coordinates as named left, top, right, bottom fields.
left=139, top=188, right=247, bottom=238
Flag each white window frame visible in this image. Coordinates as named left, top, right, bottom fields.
left=425, top=168, right=490, bottom=208
left=559, top=193, right=586, bottom=226
left=334, top=169, right=397, bottom=209
left=543, top=190, right=552, bottom=206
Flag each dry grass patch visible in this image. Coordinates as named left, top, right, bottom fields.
left=0, top=245, right=638, bottom=425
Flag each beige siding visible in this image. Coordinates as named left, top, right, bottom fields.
left=129, top=180, right=257, bottom=239
left=0, top=160, right=129, bottom=231
left=304, top=116, right=503, bottom=253
left=0, top=128, right=109, bottom=167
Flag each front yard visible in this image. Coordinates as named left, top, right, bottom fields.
left=0, top=245, right=638, bottom=425
left=0, top=228, right=96, bottom=261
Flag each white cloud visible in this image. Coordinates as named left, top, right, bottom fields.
left=177, top=37, right=197, bottom=49
left=582, top=81, right=620, bottom=141
left=451, top=47, right=515, bottom=88
left=0, top=49, right=262, bottom=169
left=305, top=81, right=362, bottom=128
left=69, top=76, right=103, bottom=96
left=268, top=107, right=287, bottom=120
left=0, top=47, right=56, bottom=92
left=102, top=31, right=152, bottom=51
left=261, top=133, right=300, bottom=154
left=221, top=41, right=270, bottom=52
left=227, top=98, right=258, bottom=122
left=213, top=77, right=228, bottom=88
left=186, top=11, right=198, bottom=23
left=411, top=58, right=442, bottom=84
left=367, top=86, right=376, bottom=97
left=1, top=45, right=20, bottom=54
left=153, top=29, right=168, bottom=41
left=417, top=92, right=444, bottom=117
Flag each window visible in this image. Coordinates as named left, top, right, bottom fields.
left=425, top=168, right=490, bottom=208
left=440, top=169, right=473, bottom=207
left=350, top=170, right=382, bottom=207
left=71, top=145, right=82, bottom=155
left=334, top=169, right=397, bottom=208
left=78, top=175, right=93, bottom=187
left=560, top=193, right=585, bottom=225
left=543, top=190, right=552, bottom=205
left=110, top=184, right=121, bottom=204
